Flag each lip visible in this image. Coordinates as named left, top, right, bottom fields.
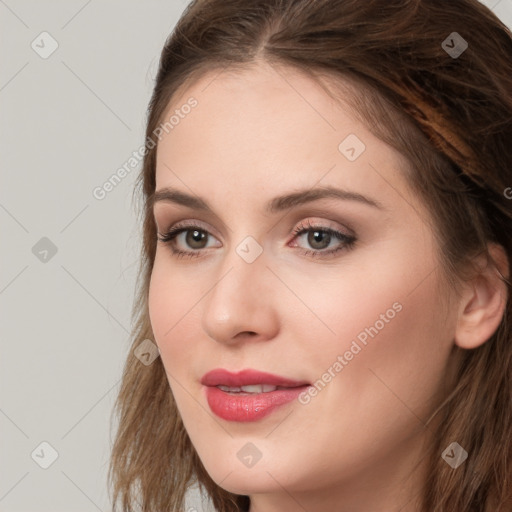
left=201, top=368, right=311, bottom=422
left=201, top=368, right=310, bottom=388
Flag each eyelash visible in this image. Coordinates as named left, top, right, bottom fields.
left=156, top=219, right=357, bottom=260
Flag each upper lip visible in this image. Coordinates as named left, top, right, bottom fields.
left=201, top=368, right=310, bottom=388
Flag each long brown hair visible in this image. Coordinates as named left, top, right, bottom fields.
left=108, top=1, right=512, bottom=510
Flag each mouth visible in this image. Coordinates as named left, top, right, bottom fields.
left=201, top=369, right=311, bottom=422
left=216, top=384, right=299, bottom=394
left=200, top=368, right=310, bottom=388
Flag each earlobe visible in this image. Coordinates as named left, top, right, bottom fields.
left=454, top=243, right=509, bottom=350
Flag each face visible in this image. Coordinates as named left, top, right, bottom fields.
left=148, top=61, right=459, bottom=510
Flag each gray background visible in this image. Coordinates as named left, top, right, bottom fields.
left=1, top=1, right=511, bottom=510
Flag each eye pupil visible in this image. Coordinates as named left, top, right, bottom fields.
left=186, top=229, right=207, bottom=248
left=308, top=230, right=331, bottom=249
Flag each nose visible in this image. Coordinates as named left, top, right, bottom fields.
left=201, top=240, right=279, bottom=346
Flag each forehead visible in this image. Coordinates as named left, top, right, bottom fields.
left=161, top=63, right=346, bottom=149
left=153, top=61, right=417, bottom=216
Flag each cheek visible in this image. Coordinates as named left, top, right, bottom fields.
left=148, top=259, right=170, bottom=344
left=148, top=257, right=190, bottom=359
left=148, top=254, right=209, bottom=382
left=262, top=269, right=453, bottom=485
left=147, top=265, right=197, bottom=428
left=291, top=245, right=453, bottom=417
left=305, top=263, right=453, bottom=430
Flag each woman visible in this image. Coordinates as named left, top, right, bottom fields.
left=108, top=0, right=512, bottom=510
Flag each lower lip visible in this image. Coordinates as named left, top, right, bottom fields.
left=204, top=385, right=309, bottom=422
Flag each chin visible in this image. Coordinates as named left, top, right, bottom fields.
left=212, top=470, right=281, bottom=495
left=197, top=452, right=283, bottom=494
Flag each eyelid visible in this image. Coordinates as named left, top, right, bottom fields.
left=291, top=217, right=353, bottom=235
left=157, top=217, right=357, bottom=261
left=157, top=215, right=352, bottom=239
left=157, top=218, right=220, bottom=239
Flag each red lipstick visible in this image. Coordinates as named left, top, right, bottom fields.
left=201, top=369, right=310, bottom=422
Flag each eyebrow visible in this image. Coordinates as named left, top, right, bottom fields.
left=150, top=185, right=385, bottom=213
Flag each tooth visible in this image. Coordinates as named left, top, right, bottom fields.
left=218, top=385, right=241, bottom=392
left=240, top=384, right=278, bottom=393
left=217, top=384, right=280, bottom=393
left=240, top=385, right=263, bottom=393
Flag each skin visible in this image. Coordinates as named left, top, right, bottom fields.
left=148, top=60, right=508, bottom=512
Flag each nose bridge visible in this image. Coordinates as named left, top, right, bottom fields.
left=201, top=234, right=277, bottom=343
left=215, top=232, right=268, bottom=298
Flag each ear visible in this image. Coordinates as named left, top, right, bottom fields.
left=454, top=243, right=509, bottom=350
